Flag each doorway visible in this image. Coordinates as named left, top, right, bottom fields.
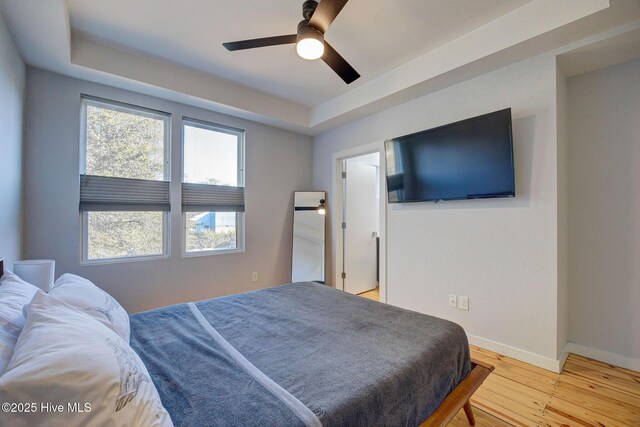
left=341, top=152, right=381, bottom=301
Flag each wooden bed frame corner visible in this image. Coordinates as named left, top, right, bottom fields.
left=421, top=358, right=494, bottom=427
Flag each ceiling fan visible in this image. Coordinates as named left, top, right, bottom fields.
left=222, top=0, right=360, bottom=84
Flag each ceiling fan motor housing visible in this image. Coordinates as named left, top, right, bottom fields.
left=302, top=0, right=319, bottom=21
left=297, top=19, right=324, bottom=45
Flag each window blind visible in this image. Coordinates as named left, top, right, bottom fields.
left=79, top=174, right=170, bottom=212
left=182, top=183, right=245, bottom=212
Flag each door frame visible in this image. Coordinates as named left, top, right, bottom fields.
left=331, top=142, right=387, bottom=303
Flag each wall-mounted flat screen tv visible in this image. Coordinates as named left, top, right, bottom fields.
left=385, top=108, right=515, bottom=203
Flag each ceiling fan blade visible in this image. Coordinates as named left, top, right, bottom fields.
left=309, top=0, right=349, bottom=34
left=322, top=42, right=360, bottom=84
left=223, top=34, right=297, bottom=51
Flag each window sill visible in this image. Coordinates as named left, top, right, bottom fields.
left=182, top=248, right=245, bottom=258
left=80, top=254, right=169, bottom=266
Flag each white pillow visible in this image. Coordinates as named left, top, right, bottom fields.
left=0, top=291, right=173, bottom=427
left=50, top=273, right=130, bottom=342
left=0, top=270, right=39, bottom=374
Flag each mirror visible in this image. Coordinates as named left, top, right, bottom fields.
left=291, top=191, right=326, bottom=283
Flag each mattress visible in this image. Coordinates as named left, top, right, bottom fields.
left=130, top=282, right=471, bottom=427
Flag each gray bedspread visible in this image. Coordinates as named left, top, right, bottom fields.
left=130, top=282, right=471, bottom=427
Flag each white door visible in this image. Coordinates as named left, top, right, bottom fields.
left=343, top=156, right=378, bottom=295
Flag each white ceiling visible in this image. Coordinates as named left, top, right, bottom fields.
left=68, top=0, right=529, bottom=107
left=2, top=0, right=640, bottom=134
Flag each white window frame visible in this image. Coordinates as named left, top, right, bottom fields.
left=181, top=117, right=246, bottom=257
left=79, top=96, right=171, bottom=264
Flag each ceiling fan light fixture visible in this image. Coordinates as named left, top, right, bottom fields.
left=296, top=23, right=324, bottom=60
left=222, top=0, right=360, bottom=84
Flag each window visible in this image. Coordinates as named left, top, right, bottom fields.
left=182, top=119, right=245, bottom=255
left=80, top=96, right=170, bottom=262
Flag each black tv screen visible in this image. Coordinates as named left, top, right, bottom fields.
left=385, top=108, right=515, bottom=203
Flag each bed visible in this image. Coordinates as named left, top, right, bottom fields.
left=129, top=281, right=493, bottom=426
left=0, top=257, right=491, bottom=426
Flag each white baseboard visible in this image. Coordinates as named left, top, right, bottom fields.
left=558, top=344, right=570, bottom=371
left=563, top=342, right=640, bottom=372
left=468, top=336, right=640, bottom=373
left=468, top=334, right=564, bottom=373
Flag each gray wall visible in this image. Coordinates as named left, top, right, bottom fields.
left=0, top=11, right=25, bottom=267
left=313, top=53, right=564, bottom=367
left=568, top=59, right=640, bottom=361
left=23, top=68, right=313, bottom=313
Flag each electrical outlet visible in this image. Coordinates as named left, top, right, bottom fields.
left=448, top=294, right=457, bottom=308
left=458, top=296, right=469, bottom=311
left=252, top=272, right=259, bottom=282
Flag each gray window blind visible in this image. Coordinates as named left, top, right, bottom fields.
left=182, top=183, right=245, bottom=212
left=79, top=174, right=170, bottom=211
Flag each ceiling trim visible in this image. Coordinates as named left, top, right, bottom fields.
left=308, top=0, right=611, bottom=130
left=71, top=33, right=310, bottom=131
left=2, top=0, right=639, bottom=135
left=558, top=21, right=640, bottom=77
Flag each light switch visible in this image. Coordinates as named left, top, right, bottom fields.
left=449, top=294, right=457, bottom=308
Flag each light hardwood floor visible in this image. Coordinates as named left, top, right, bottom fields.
left=443, top=346, right=640, bottom=426
left=358, top=287, right=379, bottom=301
left=355, top=289, right=640, bottom=426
